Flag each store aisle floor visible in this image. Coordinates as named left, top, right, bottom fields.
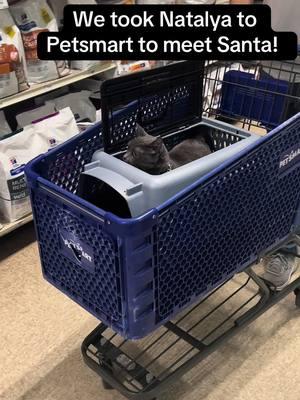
left=1, top=225, right=300, bottom=400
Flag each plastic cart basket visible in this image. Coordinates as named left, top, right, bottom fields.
left=204, top=53, right=300, bottom=131
left=25, top=61, right=300, bottom=339
left=219, top=70, right=289, bottom=129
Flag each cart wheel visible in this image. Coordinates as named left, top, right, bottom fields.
left=294, top=288, right=300, bottom=308
left=102, top=379, right=114, bottom=390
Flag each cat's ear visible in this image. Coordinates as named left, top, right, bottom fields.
left=135, top=124, right=148, bottom=137
left=152, top=137, right=164, bottom=149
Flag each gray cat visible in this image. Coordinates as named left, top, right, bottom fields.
left=123, top=124, right=212, bottom=175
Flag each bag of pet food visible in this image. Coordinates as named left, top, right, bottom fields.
left=72, top=78, right=102, bottom=108
left=47, top=0, right=66, bottom=28
left=10, top=0, right=68, bottom=84
left=72, top=78, right=102, bottom=98
left=0, top=4, right=28, bottom=99
left=115, top=60, right=151, bottom=76
left=0, top=110, right=11, bottom=139
left=33, top=106, right=79, bottom=149
left=34, top=86, right=69, bottom=106
left=0, top=124, right=37, bottom=222
left=47, top=90, right=97, bottom=122
left=16, top=102, right=56, bottom=127
left=0, top=107, right=79, bottom=222
left=48, top=0, right=97, bottom=28
left=71, top=60, right=103, bottom=71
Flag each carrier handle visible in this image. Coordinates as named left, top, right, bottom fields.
left=141, top=71, right=170, bottom=87
left=83, top=163, right=141, bottom=198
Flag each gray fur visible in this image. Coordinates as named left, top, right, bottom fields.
left=123, top=124, right=212, bottom=175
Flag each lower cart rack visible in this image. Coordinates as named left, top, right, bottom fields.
left=82, top=257, right=300, bottom=400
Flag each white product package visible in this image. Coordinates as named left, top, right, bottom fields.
left=16, top=103, right=56, bottom=127
left=47, top=90, right=97, bottom=122
left=34, top=86, right=69, bottom=106
left=0, top=6, right=28, bottom=99
left=10, top=0, right=68, bottom=84
left=72, top=78, right=102, bottom=100
left=0, top=107, right=79, bottom=222
left=71, top=60, right=103, bottom=71
left=0, top=125, right=38, bottom=222
left=0, top=110, right=11, bottom=139
left=115, top=61, right=151, bottom=76
left=0, top=1, right=8, bottom=8
left=48, top=0, right=97, bottom=28
left=33, top=107, right=79, bottom=150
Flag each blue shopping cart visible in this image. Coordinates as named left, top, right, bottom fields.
left=25, top=61, right=300, bottom=341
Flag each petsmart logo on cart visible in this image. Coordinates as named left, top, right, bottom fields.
left=62, top=237, right=92, bottom=263
left=60, top=228, right=95, bottom=272
left=279, top=145, right=300, bottom=173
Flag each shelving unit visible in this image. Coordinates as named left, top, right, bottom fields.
left=0, top=62, right=116, bottom=238
left=0, top=62, right=116, bottom=109
left=0, top=214, right=33, bottom=238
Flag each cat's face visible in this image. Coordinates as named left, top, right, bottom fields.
left=123, top=135, right=169, bottom=174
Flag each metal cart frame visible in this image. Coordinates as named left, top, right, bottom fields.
left=81, top=235, right=300, bottom=400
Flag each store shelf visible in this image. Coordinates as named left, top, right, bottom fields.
left=0, top=214, right=33, bottom=238
left=0, top=62, right=116, bottom=238
left=0, top=62, right=116, bottom=109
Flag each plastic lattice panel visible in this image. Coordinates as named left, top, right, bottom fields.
left=156, top=120, right=300, bottom=321
left=109, top=106, right=139, bottom=149
left=140, top=85, right=191, bottom=125
left=172, top=85, right=191, bottom=102
left=210, top=129, right=243, bottom=150
left=44, top=97, right=240, bottom=197
left=107, top=84, right=195, bottom=152
left=140, top=93, right=170, bottom=125
left=34, top=193, right=123, bottom=323
left=46, top=127, right=103, bottom=193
